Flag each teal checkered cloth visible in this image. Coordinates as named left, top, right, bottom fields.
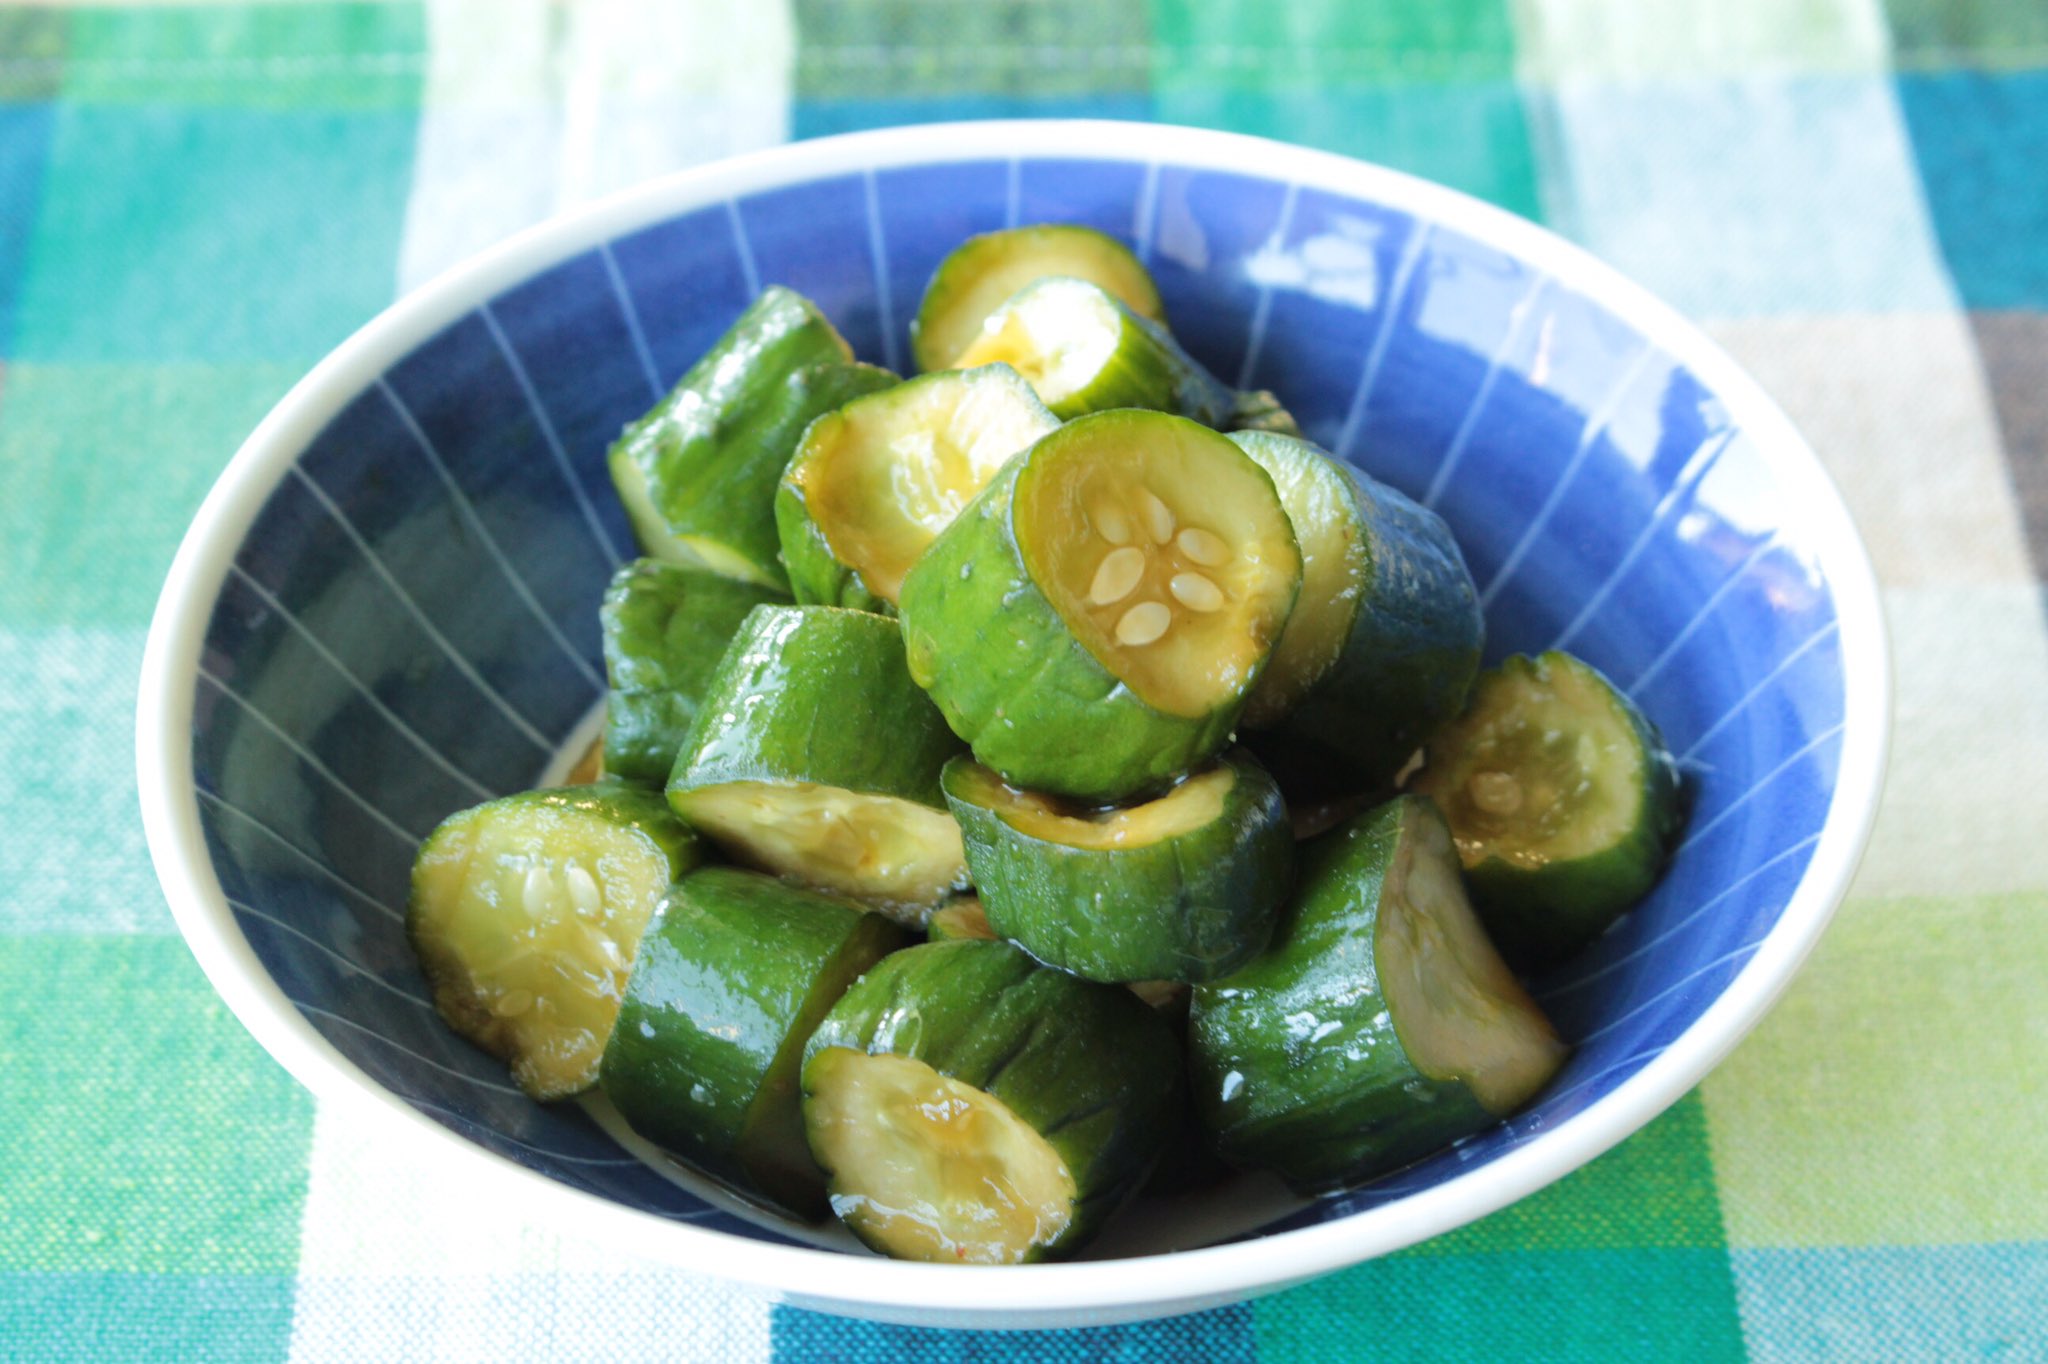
left=3, top=2, right=2044, bottom=1358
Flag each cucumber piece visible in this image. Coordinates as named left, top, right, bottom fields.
left=608, top=285, right=897, bottom=589
left=942, top=750, right=1292, bottom=984
left=599, top=559, right=789, bottom=784
left=1230, top=430, right=1484, bottom=799
left=776, top=365, right=1059, bottom=611
left=898, top=410, right=1302, bottom=801
left=947, top=277, right=1302, bottom=439
left=1230, top=388, right=1304, bottom=438
left=925, top=896, right=1188, bottom=1011
left=801, top=940, right=1179, bottom=1263
left=666, top=605, right=967, bottom=922
left=949, top=277, right=1210, bottom=421
left=911, top=224, right=1165, bottom=374
left=1188, top=796, right=1567, bottom=1191
left=598, top=867, right=906, bottom=1218
left=926, top=895, right=994, bottom=943
left=408, top=784, right=702, bottom=1100
left=1410, top=651, right=1685, bottom=974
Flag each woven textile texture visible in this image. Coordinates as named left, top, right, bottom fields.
left=2, top=2, right=2044, bottom=1359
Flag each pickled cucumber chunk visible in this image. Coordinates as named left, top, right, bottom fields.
left=1231, top=430, right=1483, bottom=799
left=667, top=605, right=968, bottom=923
left=608, top=285, right=897, bottom=589
left=911, top=223, right=1165, bottom=374
left=898, top=410, right=1302, bottom=801
left=1410, top=651, right=1686, bottom=974
left=942, top=750, right=1292, bottom=984
left=598, top=868, right=905, bottom=1217
left=950, top=277, right=1211, bottom=421
left=802, top=940, right=1179, bottom=1263
left=599, top=559, right=788, bottom=783
left=408, top=784, right=701, bottom=1100
left=1189, top=796, right=1567, bottom=1191
left=776, top=364, right=1058, bottom=611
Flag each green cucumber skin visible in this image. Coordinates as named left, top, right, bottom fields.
left=1062, top=297, right=1296, bottom=436
left=608, top=283, right=895, bottom=589
left=1448, top=655, right=1687, bottom=975
left=896, top=433, right=1249, bottom=803
left=1187, top=797, right=1491, bottom=1192
left=1046, top=303, right=1189, bottom=420
left=599, top=560, right=790, bottom=783
left=666, top=604, right=963, bottom=810
left=1232, top=432, right=1484, bottom=801
left=599, top=868, right=906, bottom=1218
left=943, top=751, right=1294, bottom=984
left=802, top=940, right=1179, bottom=1260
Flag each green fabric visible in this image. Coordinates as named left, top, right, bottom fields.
left=1, top=0, right=2044, bottom=1357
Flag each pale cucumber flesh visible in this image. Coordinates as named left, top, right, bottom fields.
left=805, top=1048, right=1078, bottom=1264
left=1377, top=806, right=1568, bottom=1115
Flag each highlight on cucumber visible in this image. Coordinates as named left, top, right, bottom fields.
left=400, top=222, right=1693, bottom=1263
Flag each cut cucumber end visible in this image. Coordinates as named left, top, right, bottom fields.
left=1015, top=412, right=1300, bottom=720
left=673, top=780, right=966, bottom=921
left=1416, top=652, right=1661, bottom=869
left=782, top=365, right=1057, bottom=605
left=410, top=793, right=689, bottom=1100
left=1377, top=803, right=1568, bottom=1116
left=913, top=224, right=1164, bottom=374
left=805, top=1047, right=1078, bottom=1265
left=1231, top=432, right=1370, bottom=727
left=944, top=758, right=1234, bottom=851
left=952, top=278, right=1130, bottom=411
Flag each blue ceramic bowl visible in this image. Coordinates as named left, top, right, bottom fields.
left=138, top=122, right=1887, bottom=1328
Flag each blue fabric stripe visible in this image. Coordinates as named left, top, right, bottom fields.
left=769, top=1300, right=1257, bottom=1362
left=1894, top=70, right=2048, bottom=309
left=0, top=103, right=56, bottom=356
left=1732, top=1243, right=2048, bottom=1361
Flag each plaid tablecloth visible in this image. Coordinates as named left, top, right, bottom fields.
left=3, top=2, right=2044, bottom=1359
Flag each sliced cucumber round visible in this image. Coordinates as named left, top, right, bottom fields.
left=1230, top=430, right=1483, bottom=798
left=801, top=940, right=1178, bottom=1263
left=598, top=867, right=906, bottom=1218
left=942, top=750, right=1292, bottom=983
left=1188, top=796, right=1567, bottom=1191
left=776, top=364, right=1058, bottom=611
left=1410, top=651, right=1685, bottom=974
left=898, top=410, right=1302, bottom=801
left=608, top=284, right=897, bottom=589
left=408, top=783, right=702, bottom=1100
left=911, top=224, right=1165, bottom=374
left=599, top=559, right=789, bottom=784
left=666, top=605, right=967, bottom=922
left=949, top=277, right=1210, bottom=421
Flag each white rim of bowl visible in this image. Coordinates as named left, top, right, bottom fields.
left=137, top=119, right=1890, bottom=1318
